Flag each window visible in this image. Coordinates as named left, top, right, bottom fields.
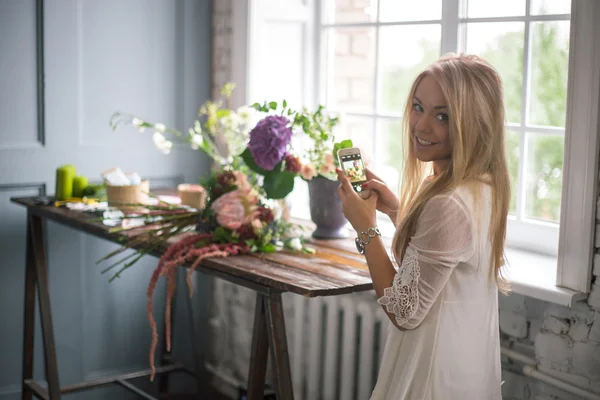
left=319, top=0, right=571, bottom=256
left=239, top=0, right=600, bottom=300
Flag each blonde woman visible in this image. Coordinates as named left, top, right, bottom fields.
left=336, top=53, right=509, bottom=400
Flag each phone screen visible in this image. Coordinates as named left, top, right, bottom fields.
left=340, top=152, right=367, bottom=194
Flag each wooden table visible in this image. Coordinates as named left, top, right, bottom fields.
left=11, top=196, right=375, bottom=400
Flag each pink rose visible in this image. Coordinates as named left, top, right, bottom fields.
left=320, top=153, right=336, bottom=175
left=210, top=188, right=258, bottom=230
left=233, top=170, right=250, bottom=191
left=300, top=163, right=318, bottom=181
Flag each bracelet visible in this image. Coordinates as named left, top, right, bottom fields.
left=355, top=227, right=381, bottom=254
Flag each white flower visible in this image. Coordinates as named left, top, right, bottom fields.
left=220, top=113, right=240, bottom=131
left=152, top=132, right=172, bottom=154
left=154, top=123, right=166, bottom=133
left=132, top=117, right=145, bottom=133
left=190, top=134, right=203, bottom=150
left=193, top=120, right=202, bottom=134
left=287, top=237, right=303, bottom=252
left=236, top=105, right=255, bottom=122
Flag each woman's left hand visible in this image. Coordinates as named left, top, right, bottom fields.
left=336, top=168, right=379, bottom=232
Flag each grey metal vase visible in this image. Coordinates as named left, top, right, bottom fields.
left=308, top=176, right=349, bottom=239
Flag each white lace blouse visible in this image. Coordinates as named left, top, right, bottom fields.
left=370, top=184, right=502, bottom=400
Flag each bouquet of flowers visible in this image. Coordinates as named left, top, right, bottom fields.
left=110, top=83, right=353, bottom=199
left=105, top=83, right=353, bottom=379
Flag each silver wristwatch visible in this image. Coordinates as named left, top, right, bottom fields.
left=355, top=227, right=381, bottom=254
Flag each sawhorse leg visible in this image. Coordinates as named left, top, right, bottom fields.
left=247, top=292, right=293, bottom=400
left=22, top=212, right=61, bottom=399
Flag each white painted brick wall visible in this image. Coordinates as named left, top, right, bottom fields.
left=569, top=321, right=591, bottom=341
left=500, top=309, right=529, bottom=338
left=571, top=341, right=600, bottom=380
left=589, top=283, right=600, bottom=309
left=529, top=318, right=543, bottom=342
left=590, top=312, right=600, bottom=342
left=500, top=292, right=600, bottom=399
left=533, top=396, right=557, bottom=400
left=593, top=253, right=600, bottom=277
left=207, top=2, right=600, bottom=400
left=542, top=316, right=570, bottom=335
left=535, top=332, right=571, bottom=365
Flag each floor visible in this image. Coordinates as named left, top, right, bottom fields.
left=158, top=386, right=232, bottom=400
left=159, top=391, right=231, bottom=400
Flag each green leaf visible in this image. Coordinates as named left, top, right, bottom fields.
left=332, top=139, right=354, bottom=167
left=263, top=170, right=296, bottom=199
left=213, top=226, right=234, bottom=243
left=269, top=101, right=278, bottom=110
left=262, top=243, right=277, bottom=253
left=339, top=139, right=353, bottom=148
left=282, top=99, right=287, bottom=108
left=251, top=102, right=261, bottom=110
left=302, top=120, right=310, bottom=132
left=240, top=148, right=269, bottom=175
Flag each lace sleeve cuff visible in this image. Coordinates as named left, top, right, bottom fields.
left=377, top=251, right=421, bottom=327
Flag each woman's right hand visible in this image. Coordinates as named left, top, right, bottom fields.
left=363, top=168, right=400, bottom=223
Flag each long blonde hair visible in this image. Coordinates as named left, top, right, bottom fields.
left=392, top=53, right=510, bottom=293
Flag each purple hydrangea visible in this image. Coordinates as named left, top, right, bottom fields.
left=248, top=115, right=293, bottom=171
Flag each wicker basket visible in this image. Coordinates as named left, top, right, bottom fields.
left=177, top=184, right=207, bottom=210
left=106, top=180, right=150, bottom=210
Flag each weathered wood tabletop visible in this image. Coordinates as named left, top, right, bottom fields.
left=11, top=196, right=379, bottom=297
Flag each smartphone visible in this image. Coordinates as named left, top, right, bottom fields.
left=337, top=147, right=370, bottom=199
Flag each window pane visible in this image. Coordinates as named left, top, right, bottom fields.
left=506, top=130, right=520, bottom=216
left=528, top=21, right=570, bottom=128
left=461, top=0, right=525, bottom=18
left=377, top=119, right=403, bottom=194
left=530, top=0, right=571, bottom=15
left=379, top=0, right=441, bottom=22
left=335, top=115, right=375, bottom=163
left=378, top=25, right=441, bottom=115
left=524, top=133, right=563, bottom=223
left=380, top=119, right=404, bottom=171
left=326, top=0, right=377, bottom=24
left=326, top=27, right=376, bottom=113
left=463, top=22, right=524, bottom=124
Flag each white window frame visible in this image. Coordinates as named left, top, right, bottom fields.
left=233, top=0, right=600, bottom=304
left=556, top=0, right=600, bottom=295
left=317, top=1, right=570, bottom=255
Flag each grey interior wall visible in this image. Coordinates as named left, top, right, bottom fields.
left=0, top=0, right=213, bottom=398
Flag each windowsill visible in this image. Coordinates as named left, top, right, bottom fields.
left=379, top=216, right=588, bottom=307
left=503, top=247, right=587, bottom=307
left=292, top=206, right=588, bottom=308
